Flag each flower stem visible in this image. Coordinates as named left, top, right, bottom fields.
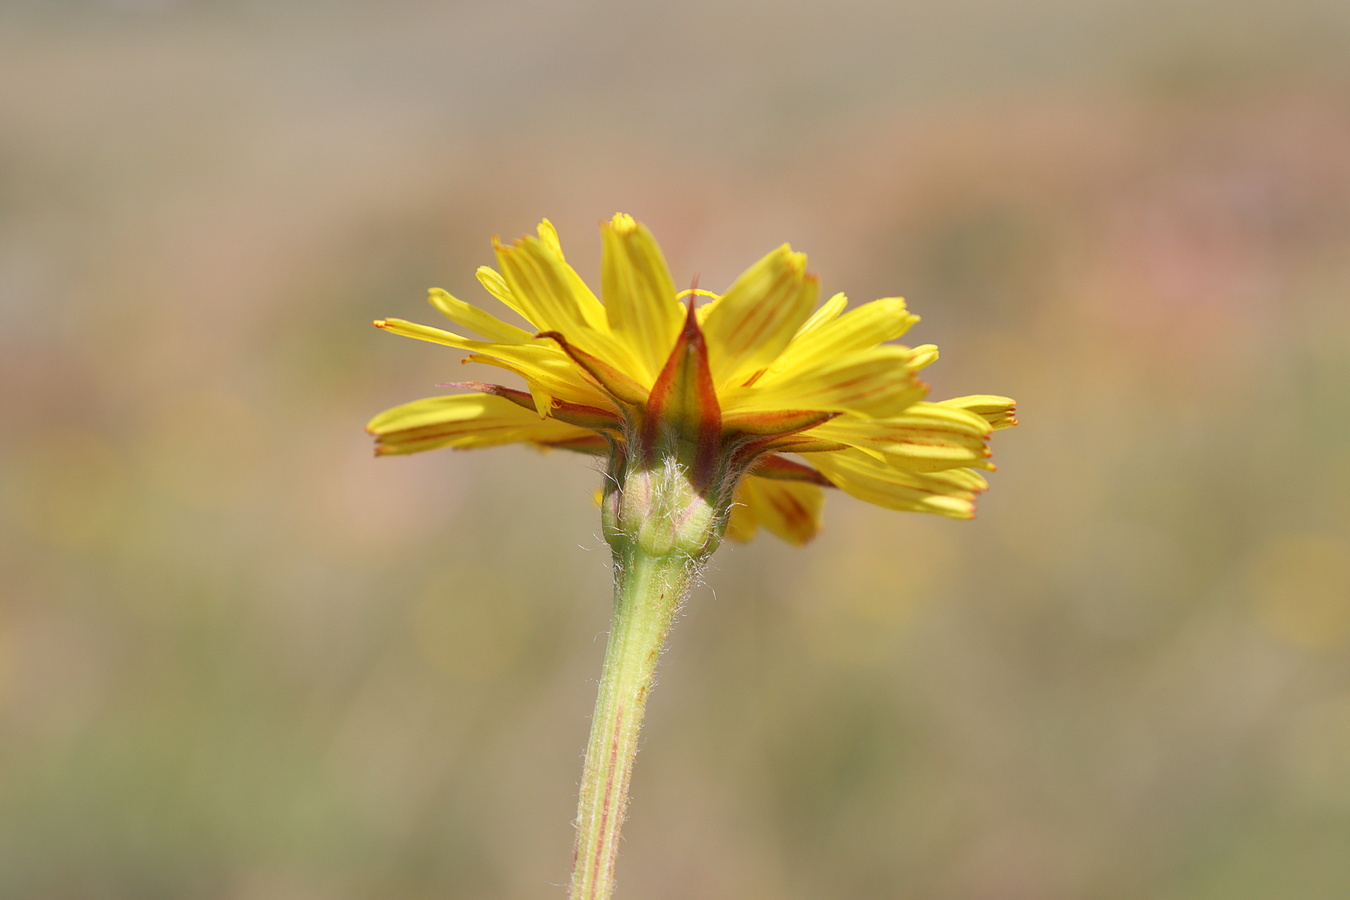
left=569, top=545, right=695, bottom=900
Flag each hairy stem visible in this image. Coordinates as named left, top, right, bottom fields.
left=569, top=546, right=694, bottom=900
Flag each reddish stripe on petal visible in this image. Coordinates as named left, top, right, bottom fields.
left=763, top=487, right=816, bottom=544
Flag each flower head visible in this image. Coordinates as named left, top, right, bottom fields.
left=368, top=214, right=1015, bottom=551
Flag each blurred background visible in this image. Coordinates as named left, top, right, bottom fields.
left=4, top=0, right=1350, bottom=897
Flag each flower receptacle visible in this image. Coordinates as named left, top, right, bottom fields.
left=602, top=456, right=725, bottom=561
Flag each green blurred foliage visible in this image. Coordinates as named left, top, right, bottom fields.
left=3, top=1, right=1350, bottom=898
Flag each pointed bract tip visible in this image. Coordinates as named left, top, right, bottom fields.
left=683, top=276, right=702, bottom=320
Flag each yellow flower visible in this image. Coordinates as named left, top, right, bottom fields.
left=367, top=214, right=1015, bottom=547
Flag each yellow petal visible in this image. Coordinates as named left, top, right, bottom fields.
left=374, top=318, right=607, bottom=410
left=701, top=245, right=819, bottom=387
left=764, top=296, right=918, bottom=380
left=909, top=344, right=939, bottom=370
left=722, top=488, right=759, bottom=542
left=427, top=288, right=532, bottom=343
left=533, top=220, right=611, bottom=334
left=726, top=344, right=927, bottom=418
left=537, top=218, right=565, bottom=259
left=601, top=213, right=685, bottom=382
left=493, top=234, right=608, bottom=334
left=476, top=266, right=516, bottom=308
left=811, top=404, right=993, bottom=472
left=494, top=234, right=646, bottom=379
left=808, top=448, right=987, bottom=519
left=939, top=395, right=1019, bottom=429
left=366, top=393, right=592, bottom=455
left=735, top=476, right=825, bottom=545
left=794, top=291, right=849, bottom=339
left=374, top=317, right=477, bottom=351
left=463, top=352, right=612, bottom=412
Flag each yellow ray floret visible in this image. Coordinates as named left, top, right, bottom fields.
left=810, top=403, right=994, bottom=472
left=601, top=214, right=685, bottom=383
left=807, top=449, right=988, bottom=519
left=367, top=393, right=596, bottom=456
left=724, top=477, right=826, bottom=546
left=368, top=213, right=1016, bottom=543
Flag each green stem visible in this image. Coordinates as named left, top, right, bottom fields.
left=569, top=545, right=695, bottom=900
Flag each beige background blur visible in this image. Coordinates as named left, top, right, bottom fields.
left=4, top=1, right=1350, bottom=898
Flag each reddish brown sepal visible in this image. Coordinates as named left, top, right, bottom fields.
left=535, top=434, right=611, bottom=455
left=641, top=299, right=723, bottom=488
left=448, top=381, right=623, bottom=432
left=443, top=381, right=536, bottom=410
left=537, top=332, right=649, bottom=407
left=722, top=408, right=838, bottom=437
left=750, top=454, right=836, bottom=487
